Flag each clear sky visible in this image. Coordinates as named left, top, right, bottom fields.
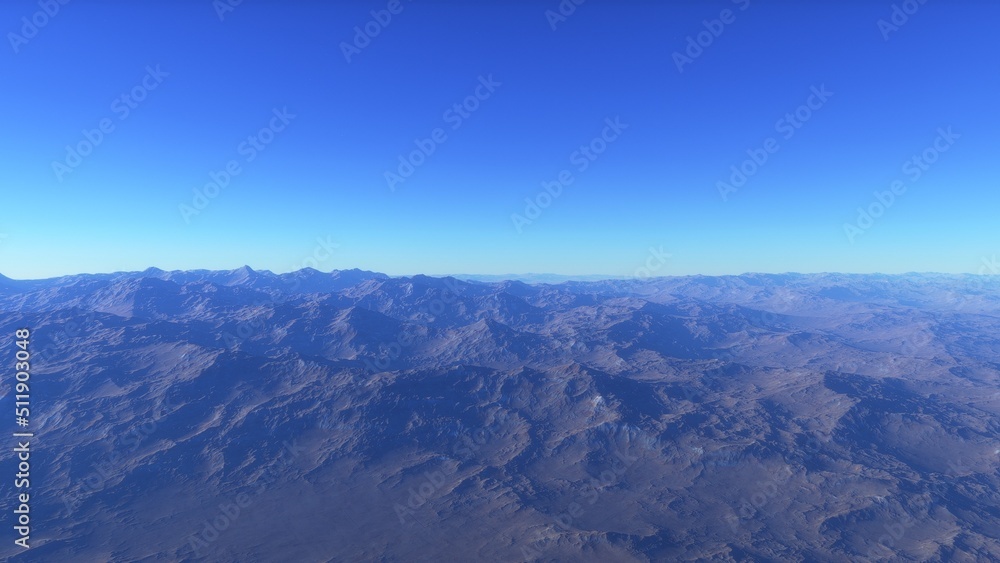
left=2, top=0, right=997, bottom=279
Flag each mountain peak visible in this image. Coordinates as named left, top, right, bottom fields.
left=224, top=265, right=261, bottom=285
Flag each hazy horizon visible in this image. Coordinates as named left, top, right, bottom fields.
left=3, top=263, right=999, bottom=283
left=3, top=1, right=997, bottom=279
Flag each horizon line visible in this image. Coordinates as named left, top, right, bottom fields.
left=1, top=266, right=995, bottom=284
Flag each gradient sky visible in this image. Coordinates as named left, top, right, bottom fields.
left=2, top=0, right=998, bottom=279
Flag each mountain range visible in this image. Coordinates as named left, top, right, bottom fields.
left=1, top=268, right=998, bottom=561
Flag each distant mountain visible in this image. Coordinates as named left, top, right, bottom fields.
left=0, top=270, right=998, bottom=561
left=452, top=273, right=634, bottom=284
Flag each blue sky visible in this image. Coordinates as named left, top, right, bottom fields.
left=2, top=0, right=997, bottom=279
